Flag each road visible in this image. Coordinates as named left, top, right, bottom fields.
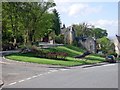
left=1, top=57, right=66, bottom=86
left=2, top=58, right=118, bottom=88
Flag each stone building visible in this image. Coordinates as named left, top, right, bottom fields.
left=61, top=25, right=97, bottom=53
left=77, top=37, right=97, bottom=53
left=61, top=25, right=76, bottom=44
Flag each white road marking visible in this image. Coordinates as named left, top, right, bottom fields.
left=60, top=69, right=69, bottom=71
left=18, top=80, right=25, bottom=83
left=84, top=64, right=116, bottom=69
left=8, top=69, right=69, bottom=86
left=9, top=82, right=17, bottom=85
left=26, top=77, right=32, bottom=80
left=102, top=64, right=116, bottom=67
left=32, top=75, right=38, bottom=78
left=36, top=74, right=43, bottom=77
left=49, top=70, right=58, bottom=72
left=47, top=72, right=51, bottom=74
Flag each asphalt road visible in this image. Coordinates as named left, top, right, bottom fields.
left=3, top=61, right=118, bottom=88
left=1, top=57, right=66, bottom=86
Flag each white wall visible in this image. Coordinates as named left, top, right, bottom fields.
left=114, top=37, right=120, bottom=56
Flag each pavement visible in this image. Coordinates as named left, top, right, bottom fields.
left=2, top=56, right=66, bottom=86
left=4, top=63, right=118, bottom=88
left=2, top=55, right=118, bottom=88
left=0, top=50, right=119, bottom=88
left=0, top=50, right=20, bottom=56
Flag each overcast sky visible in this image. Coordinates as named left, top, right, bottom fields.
left=53, top=0, right=118, bottom=39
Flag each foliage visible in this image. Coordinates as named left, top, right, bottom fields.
left=72, top=40, right=78, bottom=47
left=73, top=23, right=108, bottom=39
left=92, top=28, right=108, bottom=39
left=55, top=34, right=64, bottom=44
left=2, top=1, right=60, bottom=49
left=73, top=23, right=92, bottom=37
left=52, top=9, right=61, bottom=35
left=6, top=45, right=105, bottom=66
left=97, top=37, right=115, bottom=54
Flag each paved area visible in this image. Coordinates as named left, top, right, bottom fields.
left=4, top=63, right=118, bottom=88
left=0, top=51, right=118, bottom=88
left=1, top=57, right=66, bottom=86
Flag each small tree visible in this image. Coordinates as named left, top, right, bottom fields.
left=97, top=37, right=115, bottom=54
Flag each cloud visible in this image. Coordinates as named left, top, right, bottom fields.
left=88, top=19, right=118, bottom=37
left=54, top=0, right=118, bottom=3
left=88, top=19, right=118, bottom=29
left=54, top=2, right=103, bottom=17
left=83, top=6, right=102, bottom=15
left=68, top=3, right=88, bottom=16
left=68, top=3, right=103, bottom=16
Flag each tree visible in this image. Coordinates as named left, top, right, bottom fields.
left=73, top=23, right=108, bottom=39
left=91, top=28, right=108, bottom=39
left=2, top=1, right=56, bottom=48
left=2, top=2, right=23, bottom=46
left=73, top=23, right=92, bottom=37
left=52, top=9, right=61, bottom=35
left=97, top=37, right=115, bottom=54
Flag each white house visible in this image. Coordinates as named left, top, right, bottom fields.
left=114, top=35, right=120, bottom=58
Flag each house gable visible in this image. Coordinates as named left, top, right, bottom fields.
left=116, top=35, right=120, bottom=43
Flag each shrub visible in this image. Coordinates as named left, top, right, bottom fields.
left=72, top=40, right=78, bottom=47
left=20, top=45, right=39, bottom=54
left=46, top=52, right=68, bottom=59
left=2, top=42, right=18, bottom=51
left=55, top=34, right=64, bottom=44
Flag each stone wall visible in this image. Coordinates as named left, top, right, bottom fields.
left=61, top=26, right=76, bottom=44
left=79, top=37, right=96, bottom=53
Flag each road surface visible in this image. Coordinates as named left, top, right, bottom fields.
left=2, top=60, right=118, bottom=88
left=1, top=57, right=65, bottom=86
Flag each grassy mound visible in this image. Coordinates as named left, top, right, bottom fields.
left=5, top=45, right=105, bottom=66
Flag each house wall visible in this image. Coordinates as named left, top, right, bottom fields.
left=61, top=26, right=76, bottom=44
left=114, top=36, right=120, bottom=57
left=79, top=37, right=96, bottom=53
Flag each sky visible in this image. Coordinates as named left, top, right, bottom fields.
left=53, top=0, right=119, bottom=39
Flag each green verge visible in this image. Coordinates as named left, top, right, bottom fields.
left=5, top=45, right=105, bottom=66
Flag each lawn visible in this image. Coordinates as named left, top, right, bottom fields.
left=5, top=45, right=105, bottom=66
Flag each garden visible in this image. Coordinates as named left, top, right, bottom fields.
left=5, top=45, right=105, bottom=66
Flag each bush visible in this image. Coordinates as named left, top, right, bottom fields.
left=20, top=45, right=39, bottom=54
left=72, top=40, right=78, bottom=47
left=46, top=52, right=68, bottom=60
left=55, top=34, right=64, bottom=44
left=2, top=42, right=18, bottom=51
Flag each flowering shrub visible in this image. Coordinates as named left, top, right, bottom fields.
left=46, top=52, right=68, bottom=59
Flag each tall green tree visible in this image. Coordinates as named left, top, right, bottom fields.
left=2, top=2, right=22, bottom=46
left=2, top=1, right=56, bottom=47
left=52, top=9, right=61, bottom=35
left=73, top=23, right=108, bottom=39
left=73, top=23, right=92, bottom=37
left=91, top=28, right=108, bottom=39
